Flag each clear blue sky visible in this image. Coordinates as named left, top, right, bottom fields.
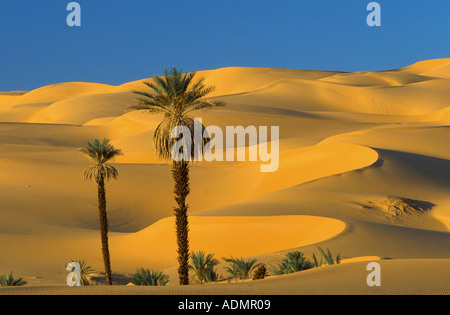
left=0, top=0, right=449, bottom=91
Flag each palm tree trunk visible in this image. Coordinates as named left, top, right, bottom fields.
left=97, top=176, right=113, bottom=285
left=172, top=160, right=191, bottom=285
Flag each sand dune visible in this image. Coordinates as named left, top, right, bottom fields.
left=320, top=71, right=437, bottom=87
left=401, top=58, right=450, bottom=78
left=0, top=58, right=449, bottom=294
left=111, top=215, right=346, bottom=270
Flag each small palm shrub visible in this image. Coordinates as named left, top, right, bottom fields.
left=223, top=256, right=260, bottom=281
left=313, top=247, right=341, bottom=266
left=0, top=272, right=27, bottom=287
left=131, top=268, right=169, bottom=286
left=67, top=260, right=95, bottom=285
left=189, top=251, right=220, bottom=284
left=269, top=251, right=314, bottom=275
left=252, top=264, right=267, bottom=280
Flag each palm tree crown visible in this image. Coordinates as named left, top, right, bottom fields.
left=78, top=138, right=123, bottom=183
left=129, top=67, right=224, bottom=161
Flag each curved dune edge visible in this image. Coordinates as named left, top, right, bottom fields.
left=112, top=215, right=346, bottom=270
left=433, top=215, right=450, bottom=231
left=340, top=256, right=381, bottom=264
left=109, top=142, right=380, bottom=209
left=256, top=142, right=379, bottom=195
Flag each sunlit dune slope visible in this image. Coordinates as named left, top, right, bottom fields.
left=400, top=58, right=450, bottom=78
left=111, top=215, right=346, bottom=270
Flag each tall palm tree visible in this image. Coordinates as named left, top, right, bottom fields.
left=78, top=138, right=123, bottom=285
left=129, top=67, right=224, bottom=285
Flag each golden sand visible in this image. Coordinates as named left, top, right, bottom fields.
left=0, top=59, right=449, bottom=294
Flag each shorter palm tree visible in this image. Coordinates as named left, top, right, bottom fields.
left=223, top=256, right=261, bottom=281
left=269, top=251, right=314, bottom=275
left=78, top=138, right=122, bottom=285
left=189, top=250, right=220, bottom=284
left=131, top=268, right=170, bottom=286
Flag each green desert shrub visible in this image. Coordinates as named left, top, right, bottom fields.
left=131, top=268, right=169, bottom=286
left=269, top=251, right=314, bottom=275
left=0, top=272, right=27, bottom=287
left=189, top=250, right=220, bottom=284
left=313, top=247, right=341, bottom=266
left=223, top=256, right=261, bottom=281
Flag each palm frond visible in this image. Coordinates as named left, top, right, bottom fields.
left=131, top=89, right=156, bottom=100
left=0, top=272, right=27, bottom=287
left=223, top=256, right=260, bottom=281
left=185, top=99, right=226, bottom=113
left=269, top=251, right=314, bottom=275
left=131, top=268, right=169, bottom=286
left=128, top=99, right=171, bottom=114
left=317, top=247, right=341, bottom=266
left=312, top=253, right=323, bottom=267
left=153, top=115, right=210, bottom=161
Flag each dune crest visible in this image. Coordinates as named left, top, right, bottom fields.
left=400, top=58, right=450, bottom=78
